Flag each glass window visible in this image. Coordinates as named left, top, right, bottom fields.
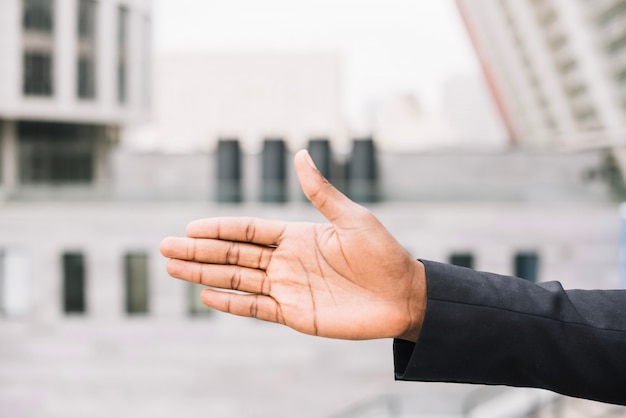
left=63, top=252, right=86, bottom=314
left=449, top=253, right=474, bottom=269
left=125, top=252, right=149, bottom=314
left=189, top=283, right=212, bottom=316
left=515, top=252, right=539, bottom=283
left=77, top=0, right=97, bottom=100
left=78, top=0, right=96, bottom=40
left=23, top=52, right=53, bottom=96
left=18, top=122, right=96, bottom=184
left=78, top=56, right=96, bottom=99
left=23, top=0, right=54, bottom=33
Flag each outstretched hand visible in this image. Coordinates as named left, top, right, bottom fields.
left=160, top=150, right=426, bottom=341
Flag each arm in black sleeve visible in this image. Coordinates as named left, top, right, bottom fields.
left=393, top=260, right=626, bottom=406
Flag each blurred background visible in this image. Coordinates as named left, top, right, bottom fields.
left=1, top=0, right=626, bottom=417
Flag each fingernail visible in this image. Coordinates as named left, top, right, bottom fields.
left=303, top=150, right=316, bottom=169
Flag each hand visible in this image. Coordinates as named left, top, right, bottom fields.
left=160, top=150, right=426, bottom=341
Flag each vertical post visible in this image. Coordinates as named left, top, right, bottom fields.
left=347, top=138, right=378, bottom=202
left=216, top=139, right=242, bottom=203
left=261, top=139, right=287, bottom=203
left=1, top=120, right=18, bottom=198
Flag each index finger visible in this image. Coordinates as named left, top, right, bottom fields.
left=186, top=217, right=287, bottom=245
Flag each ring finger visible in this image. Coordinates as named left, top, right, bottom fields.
left=166, top=259, right=271, bottom=294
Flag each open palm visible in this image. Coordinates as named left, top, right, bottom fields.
left=160, top=150, right=426, bottom=341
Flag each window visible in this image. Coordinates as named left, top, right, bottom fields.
left=23, top=0, right=55, bottom=97
left=18, top=122, right=97, bottom=184
left=125, top=252, right=149, bottom=314
left=515, top=252, right=540, bottom=283
left=117, top=6, right=128, bottom=104
left=261, top=139, right=287, bottom=202
left=189, top=283, right=212, bottom=316
left=23, top=52, right=53, bottom=96
left=0, top=250, right=31, bottom=318
left=216, top=139, right=242, bottom=202
left=23, top=0, right=54, bottom=33
left=77, top=56, right=95, bottom=99
left=63, top=253, right=86, bottom=314
left=449, top=253, right=474, bottom=269
left=77, top=0, right=97, bottom=99
left=78, top=0, right=96, bottom=40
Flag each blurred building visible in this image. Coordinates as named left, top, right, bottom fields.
left=456, top=0, right=626, bottom=146
left=0, top=138, right=623, bottom=416
left=0, top=2, right=624, bottom=416
left=0, top=0, right=151, bottom=201
left=456, top=0, right=626, bottom=175
left=373, top=79, right=509, bottom=152
left=124, top=53, right=345, bottom=153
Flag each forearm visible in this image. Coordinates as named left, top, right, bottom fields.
left=394, top=260, right=626, bottom=405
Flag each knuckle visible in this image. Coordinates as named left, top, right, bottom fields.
left=245, top=220, right=256, bottom=242
left=186, top=239, right=197, bottom=260
left=260, top=273, right=271, bottom=295
left=230, top=267, right=242, bottom=291
left=249, top=297, right=259, bottom=318
left=194, top=263, right=204, bottom=284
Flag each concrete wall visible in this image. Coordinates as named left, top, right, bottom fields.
left=110, top=148, right=615, bottom=203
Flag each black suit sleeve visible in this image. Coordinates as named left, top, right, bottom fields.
left=393, top=260, right=626, bottom=406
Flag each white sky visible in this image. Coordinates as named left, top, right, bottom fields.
left=153, top=0, right=481, bottom=128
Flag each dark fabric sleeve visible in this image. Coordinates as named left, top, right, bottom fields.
left=393, top=260, right=626, bottom=406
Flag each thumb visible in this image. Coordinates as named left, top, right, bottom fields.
left=294, top=149, right=366, bottom=227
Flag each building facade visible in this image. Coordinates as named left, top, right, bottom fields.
left=455, top=0, right=626, bottom=156
left=123, top=53, right=345, bottom=154
left=0, top=0, right=151, bottom=201
left=0, top=2, right=624, bottom=416
left=0, top=146, right=622, bottom=417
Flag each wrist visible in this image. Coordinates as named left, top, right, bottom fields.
left=397, top=260, right=427, bottom=342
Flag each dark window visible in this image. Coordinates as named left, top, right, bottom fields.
left=216, top=139, right=242, bottom=202
left=515, top=252, right=539, bottom=282
left=18, top=122, right=97, bottom=184
left=23, top=52, right=53, bottom=96
left=78, top=0, right=96, bottom=40
left=63, top=253, right=86, bottom=314
left=78, top=56, right=95, bottom=99
left=117, top=6, right=128, bottom=104
left=189, top=283, right=212, bottom=316
left=347, top=138, right=379, bottom=203
left=449, top=253, right=474, bottom=269
left=261, top=139, right=287, bottom=202
left=125, top=252, right=149, bottom=314
left=77, top=0, right=96, bottom=99
left=23, top=0, right=54, bottom=33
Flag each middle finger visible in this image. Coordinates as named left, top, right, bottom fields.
left=162, top=237, right=274, bottom=269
